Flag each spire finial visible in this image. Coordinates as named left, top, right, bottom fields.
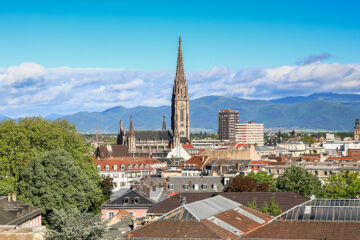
left=162, top=115, right=166, bottom=130
left=129, top=114, right=135, bottom=136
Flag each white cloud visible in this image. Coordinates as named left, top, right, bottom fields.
left=0, top=61, right=360, bottom=117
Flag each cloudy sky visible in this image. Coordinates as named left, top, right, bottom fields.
left=0, top=0, right=360, bottom=117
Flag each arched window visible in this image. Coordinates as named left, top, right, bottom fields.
left=105, top=165, right=109, bottom=171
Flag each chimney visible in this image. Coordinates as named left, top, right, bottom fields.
left=189, top=180, right=192, bottom=188
left=8, top=193, right=11, bottom=202
left=145, top=186, right=150, bottom=198
left=152, top=184, right=156, bottom=192
left=237, top=161, right=240, bottom=171
left=12, top=193, right=16, bottom=202
left=158, top=183, right=162, bottom=188
left=219, top=164, right=223, bottom=175
left=135, top=183, right=140, bottom=192
left=163, top=181, right=167, bottom=191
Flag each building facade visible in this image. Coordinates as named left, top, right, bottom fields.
left=117, top=37, right=189, bottom=155
left=235, top=122, right=264, bottom=146
left=218, top=109, right=239, bottom=141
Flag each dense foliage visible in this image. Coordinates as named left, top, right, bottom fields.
left=46, top=208, right=106, bottom=240
left=17, top=149, right=102, bottom=223
left=100, top=175, right=115, bottom=202
left=276, top=166, right=322, bottom=197
left=224, top=175, right=270, bottom=192
left=321, top=171, right=360, bottom=198
left=247, top=171, right=277, bottom=191
left=246, top=197, right=282, bottom=216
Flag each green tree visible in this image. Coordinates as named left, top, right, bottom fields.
left=225, top=176, right=257, bottom=192
left=246, top=198, right=258, bottom=210
left=100, top=176, right=114, bottom=202
left=0, top=118, right=102, bottom=208
left=301, top=135, right=315, bottom=145
left=46, top=208, right=106, bottom=240
left=322, top=171, right=360, bottom=198
left=261, top=197, right=282, bottom=216
left=276, top=166, right=321, bottom=197
left=17, top=149, right=102, bottom=224
left=247, top=171, right=277, bottom=191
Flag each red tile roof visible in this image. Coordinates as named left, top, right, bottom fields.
left=178, top=155, right=210, bottom=170
left=182, top=143, right=194, bottom=149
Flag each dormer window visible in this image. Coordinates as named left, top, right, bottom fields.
left=97, top=165, right=101, bottom=171
left=202, top=184, right=208, bottom=190
left=113, top=165, right=117, bottom=170
left=124, top=197, right=130, bottom=204
left=134, top=197, right=140, bottom=204
left=183, top=184, right=189, bottom=190
left=121, top=165, right=125, bottom=170
left=105, top=165, right=109, bottom=171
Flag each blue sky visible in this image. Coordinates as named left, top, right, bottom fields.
left=1, top=0, right=360, bottom=117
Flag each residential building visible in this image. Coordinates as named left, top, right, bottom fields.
left=235, top=122, right=264, bottom=146
left=218, top=109, right=239, bottom=141
left=144, top=176, right=225, bottom=194
left=95, top=157, right=166, bottom=191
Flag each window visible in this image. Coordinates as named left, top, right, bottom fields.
left=113, top=182, right=117, bottom=187
left=105, top=165, right=109, bottom=171
left=113, top=165, right=117, bottom=170
left=108, top=212, right=115, bottom=219
left=169, top=184, right=174, bottom=190
left=134, top=197, right=140, bottom=204
left=121, top=165, right=125, bottom=170
left=114, top=174, right=119, bottom=178
left=183, top=184, right=189, bottom=190
left=268, top=170, right=272, bottom=174
left=315, top=170, right=318, bottom=175
left=180, top=109, right=184, bottom=121
left=324, top=171, right=328, bottom=176
left=276, top=170, right=280, bottom=175
left=128, top=165, right=132, bottom=169
left=202, top=184, right=208, bottom=190
left=194, top=184, right=199, bottom=190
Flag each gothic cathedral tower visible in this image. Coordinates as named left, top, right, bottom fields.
left=171, top=36, right=190, bottom=140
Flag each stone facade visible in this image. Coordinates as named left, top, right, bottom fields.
left=354, top=118, right=360, bottom=141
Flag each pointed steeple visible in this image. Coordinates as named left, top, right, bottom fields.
left=162, top=115, right=166, bottom=130
left=129, top=114, right=135, bottom=136
left=355, top=117, right=359, bottom=129
left=174, top=36, right=186, bottom=84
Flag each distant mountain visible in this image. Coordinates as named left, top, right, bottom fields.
left=59, top=93, right=360, bottom=133
left=45, top=113, right=63, bottom=120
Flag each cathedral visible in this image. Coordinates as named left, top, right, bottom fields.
left=117, top=37, right=190, bottom=156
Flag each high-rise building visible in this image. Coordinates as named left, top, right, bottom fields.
left=235, top=122, right=264, bottom=146
left=354, top=118, right=360, bottom=141
left=218, top=109, right=240, bottom=141
left=171, top=36, right=190, bottom=140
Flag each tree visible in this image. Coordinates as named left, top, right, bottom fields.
left=225, top=176, right=257, bottom=192
left=261, top=197, right=282, bottom=216
left=322, top=171, right=360, bottom=199
left=46, top=208, right=106, bottom=240
left=225, top=175, right=270, bottom=192
left=276, top=166, right=321, bottom=197
left=0, top=117, right=103, bottom=210
left=247, top=171, right=277, bottom=191
left=246, top=197, right=282, bottom=216
left=100, top=176, right=114, bottom=202
left=301, top=135, right=315, bottom=145
left=246, top=198, right=258, bottom=210
left=17, top=149, right=102, bottom=224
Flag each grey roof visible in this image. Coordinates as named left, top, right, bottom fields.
left=0, top=196, right=42, bottom=225
left=145, top=176, right=225, bottom=193
left=275, top=198, right=360, bottom=222
left=110, top=188, right=131, bottom=201
left=256, top=146, right=274, bottom=151
left=133, top=130, right=172, bottom=141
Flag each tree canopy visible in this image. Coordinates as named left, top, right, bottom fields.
left=17, top=149, right=102, bottom=223
left=225, top=175, right=270, bottom=192
left=247, top=171, right=277, bottom=191
left=0, top=117, right=101, bottom=199
left=322, top=171, right=360, bottom=199
left=276, top=166, right=322, bottom=197
left=46, top=208, right=106, bottom=240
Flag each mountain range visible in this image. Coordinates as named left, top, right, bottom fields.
left=1, top=93, right=359, bottom=133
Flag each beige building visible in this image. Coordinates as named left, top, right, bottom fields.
left=199, top=145, right=261, bottom=160
left=235, top=122, right=264, bottom=146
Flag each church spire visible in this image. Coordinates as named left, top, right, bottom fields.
left=174, top=36, right=186, bottom=84
left=162, top=115, right=166, bottom=130
left=129, top=114, right=135, bottom=136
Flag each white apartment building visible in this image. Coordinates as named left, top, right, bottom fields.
left=235, top=122, right=264, bottom=146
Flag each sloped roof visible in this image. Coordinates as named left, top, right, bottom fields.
left=148, top=192, right=308, bottom=215
left=0, top=197, right=41, bottom=225
left=133, top=130, right=172, bottom=141
left=95, top=144, right=147, bottom=158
